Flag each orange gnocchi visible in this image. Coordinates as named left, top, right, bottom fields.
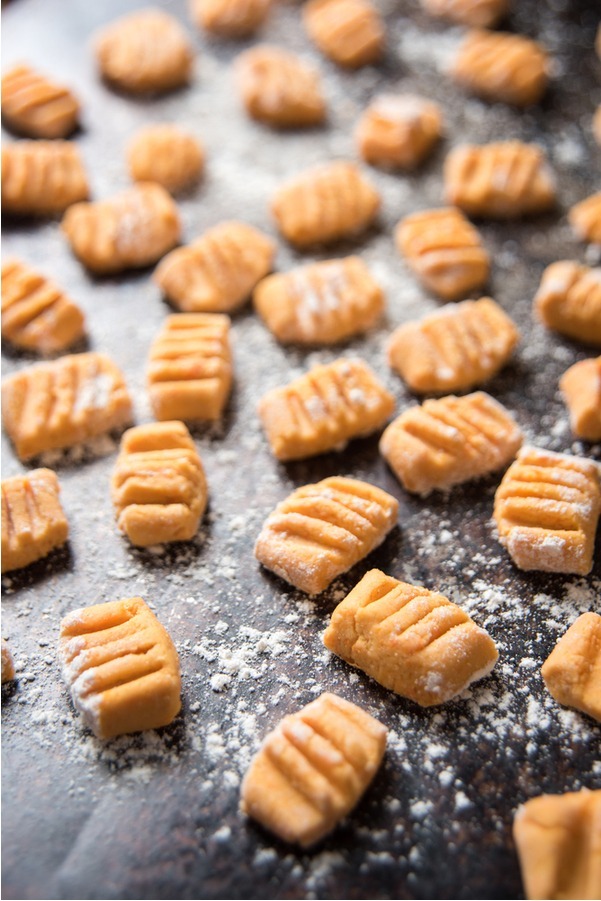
left=59, top=597, right=181, bottom=739
left=494, top=445, right=601, bottom=575
left=388, top=297, right=519, bottom=394
left=258, top=357, right=394, bottom=461
left=127, top=125, right=204, bottom=194
left=1, top=64, right=79, bottom=138
left=255, top=477, right=398, bottom=594
left=95, top=8, right=193, bottom=94
left=452, top=30, right=549, bottom=107
left=355, top=94, right=442, bottom=170
left=2, top=141, right=88, bottom=217
left=62, top=183, right=181, bottom=275
left=147, top=313, right=233, bottom=421
left=303, top=0, right=384, bottom=68
left=324, top=569, right=499, bottom=705
left=445, top=141, right=556, bottom=218
left=241, top=693, right=387, bottom=847
left=396, top=207, right=489, bottom=300
left=1, top=258, right=85, bottom=354
left=154, top=221, right=274, bottom=313
left=236, top=45, right=326, bottom=127
left=253, top=256, right=384, bottom=345
left=271, top=161, right=380, bottom=247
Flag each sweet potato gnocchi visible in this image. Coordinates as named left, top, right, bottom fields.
left=127, top=125, right=204, bottom=194
left=236, top=45, right=326, bottom=127
left=253, top=256, right=384, bottom=345
left=1, top=64, right=79, bottom=138
left=258, top=357, right=394, bottom=461
left=445, top=141, right=556, bottom=218
left=387, top=297, right=519, bottom=394
left=513, top=790, right=601, bottom=901
left=241, top=692, right=387, bottom=847
left=95, top=8, right=193, bottom=94
left=112, top=421, right=207, bottom=547
left=1, top=258, right=85, bottom=354
left=324, top=569, right=499, bottom=705
left=452, top=30, right=549, bottom=107
left=302, top=0, right=384, bottom=68
left=396, top=207, right=489, bottom=300
left=1, top=640, right=15, bottom=684
left=420, top=0, right=508, bottom=28
left=541, top=613, right=601, bottom=723
left=494, top=446, right=601, bottom=575
left=271, top=161, right=380, bottom=247
left=154, top=220, right=274, bottom=312
left=559, top=357, right=601, bottom=441
left=255, top=477, right=398, bottom=594
left=1, top=468, right=69, bottom=573
left=62, top=183, right=181, bottom=275
left=569, top=192, right=601, bottom=245
left=1, top=352, right=132, bottom=461
left=380, top=392, right=522, bottom=496
left=190, top=0, right=272, bottom=37
left=534, top=261, right=601, bottom=346
left=59, top=597, right=181, bottom=739
left=2, top=141, right=88, bottom=216
left=355, top=94, right=442, bottom=170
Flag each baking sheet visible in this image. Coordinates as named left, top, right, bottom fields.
left=2, top=0, right=600, bottom=898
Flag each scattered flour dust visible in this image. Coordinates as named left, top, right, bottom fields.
left=3, top=527, right=600, bottom=896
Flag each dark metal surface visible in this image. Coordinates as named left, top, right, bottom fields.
left=2, top=1, right=600, bottom=899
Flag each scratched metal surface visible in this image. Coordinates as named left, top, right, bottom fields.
left=2, top=0, right=601, bottom=899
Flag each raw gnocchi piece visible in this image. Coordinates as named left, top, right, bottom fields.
left=355, top=94, right=442, bottom=170
left=1, top=469, right=69, bottom=573
left=253, top=256, right=383, bottom=345
left=147, top=313, right=232, bottom=421
left=189, top=0, right=272, bottom=38
left=303, top=0, right=384, bottom=68
left=513, top=791, right=601, bottom=901
left=395, top=207, right=489, bottom=300
left=2, top=141, right=88, bottom=216
left=380, top=392, right=522, bottom=496
left=452, top=30, right=549, bottom=107
left=255, top=477, right=398, bottom=594
left=258, top=357, right=394, bottom=461
left=271, top=161, right=380, bottom=247
left=569, top=192, right=601, bottom=245
left=59, top=597, right=181, bottom=739
left=444, top=141, right=556, bottom=218
left=559, top=357, right=601, bottom=441
left=1, top=640, right=15, bottom=684
left=420, top=0, right=508, bottom=28
left=127, top=125, right=204, bottom=194
left=541, top=613, right=601, bottom=722
left=493, top=445, right=601, bottom=575
left=324, top=569, right=499, bottom=705
left=112, top=421, right=207, bottom=546
left=1, top=64, right=79, bottom=138
left=387, top=297, right=519, bottom=394
left=240, top=692, right=387, bottom=847
left=594, top=106, right=601, bottom=146
left=1, top=352, right=133, bottom=461
left=534, top=261, right=601, bottom=346
left=95, top=8, right=193, bottom=94
left=1, top=258, right=85, bottom=354
left=236, top=45, right=326, bottom=128
left=62, top=183, right=181, bottom=275
left=154, top=221, right=275, bottom=313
